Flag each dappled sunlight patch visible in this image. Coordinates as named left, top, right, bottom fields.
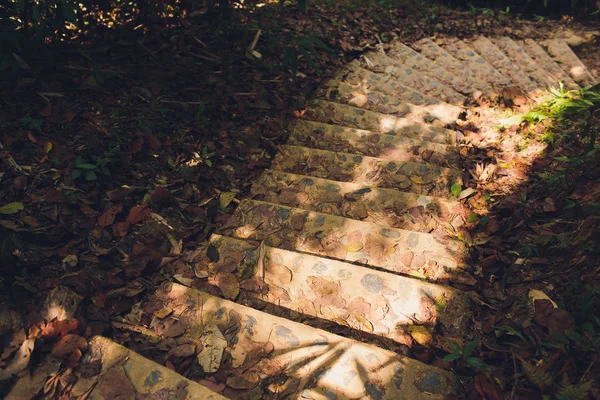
left=152, top=283, right=459, bottom=398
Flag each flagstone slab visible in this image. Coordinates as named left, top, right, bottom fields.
left=304, top=100, right=457, bottom=145
left=222, top=199, right=468, bottom=281
left=207, top=234, right=471, bottom=341
left=541, top=38, right=597, bottom=86
left=332, top=63, right=458, bottom=107
left=469, top=36, right=539, bottom=93
left=150, top=283, right=460, bottom=399
left=412, top=38, right=493, bottom=93
left=316, top=80, right=460, bottom=125
left=438, top=38, right=511, bottom=88
left=357, top=51, right=466, bottom=104
left=386, top=41, right=476, bottom=96
left=272, top=145, right=463, bottom=198
left=492, top=37, right=556, bottom=89
left=253, top=169, right=459, bottom=232
left=76, top=336, right=227, bottom=400
left=288, top=120, right=459, bottom=167
left=519, top=39, right=579, bottom=89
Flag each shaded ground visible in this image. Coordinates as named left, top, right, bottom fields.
left=1, top=1, right=600, bottom=398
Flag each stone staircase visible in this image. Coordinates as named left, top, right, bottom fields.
left=79, top=36, right=596, bottom=399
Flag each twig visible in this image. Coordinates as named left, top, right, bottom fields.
left=193, top=37, right=208, bottom=48
left=249, top=29, right=262, bottom=53
left=159, top=99, right=205, bottom=105
left=580, top=361, right=594, bottom=383
left=187, top=52, right=221, bottom=63
left=506, top=268, right=574, bottom=284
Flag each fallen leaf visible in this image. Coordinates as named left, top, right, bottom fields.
left=42, top=319, right=80, bottom=338
left=98, top=366, right=136, bottom=400
left=165, top=343, right=197, bottom=359
left=51, top=334, right=88, bottom=359
left=0, top=338, right=35, bottom=381
left=459, top=188, right=477, bottom=200
left=126, top=204, right=150, bottom=225
left=211, top=272, right=240, bottom=300
left=351, top=314, right=374, bottom=333
left=0, top=202, right=24, bottom=215
left=197, top=326, right=227, bottom=373
left=529, top=289, right=557, bottom=309
left=265, top=262, right=293, bottom=287
left=159, top=319, right=186, bottom=338
left=344, top=242, right=364, bottom=252
left=173, top=274, right=194, bottom=287
left=408, top=325, right=433, bottom=346
left=226, top=371, right=260, bottom=390
left=153, top=307, right=173, bottom=319
left=61, top=254, right=78, bottom=268
left=219, top=192, right=236, bottom=208
left=97, top=204, right=123, bottom=227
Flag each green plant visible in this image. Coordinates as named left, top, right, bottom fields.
left=71, top=146, right=120, bottom=181
left=19, top=117, right=44, bottom=132
left=555, top=378, right=592, bottom=400
left=282, top=35, right=331, bottom=77
left=443, top=340, right=491, bottom=373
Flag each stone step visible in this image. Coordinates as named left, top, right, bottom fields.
left=253, top=169, right=460, bottom=232
left=222, top=199, right=469, bottom=282
left=356, top=52, right=467, bottom=104
left=412, top=38, right=494, bottom=93
left=437, top=38, right=511, bottom=88
left=316, top=80, right=460, bottom=126
left=492, top=36, right=556, bottom=89
left=288, top=119, right=459, bottom=167
left=332, top=63, right=462, bottom=109
left=469, top=36, right=539, bottom=93
left=386, top=41, right=477, bottom=96
left=206, top=234, right=471, bottom=344
left=541, top=38, right=597, bottom=87
left=519, top=38, right=579, bottom=90
left=148, top=283, right=459, bottom=399
left=304, top=100, right=458, bottom=145
left=72, top=336, right=227, bottom=400
left=272, top=145, right=463, bottom=198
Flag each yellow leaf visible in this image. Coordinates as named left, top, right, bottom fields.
left=219, top=191, right=236, bottom=208
left=410, top=176, right=425, bottom=184
left=528, top=289, right=558, bottom=309
left=408, top=325, right=433, bottom=346
left=385, top=246, right=396, bottom=256
left=351, top=315, right=374, bottom=333
left=44, top=142, right=53, bottom=154
left=344, top=242, right=364, bottom=252
left=408, top=270, right=427, bottom=280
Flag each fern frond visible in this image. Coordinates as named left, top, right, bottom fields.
left=518, top=357, right=553, bottom=388
left=555, top=380, right=591, bottom=400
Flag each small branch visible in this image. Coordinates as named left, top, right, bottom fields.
left=159, top=99, right=205, bottom=105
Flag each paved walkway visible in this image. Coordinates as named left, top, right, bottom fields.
left=63, top=36, right=597, bottom=399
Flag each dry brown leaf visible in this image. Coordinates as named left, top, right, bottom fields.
left=265, top=262, right=293, bottom=287
left=51, top=334, right=88, bottom=359
left=0, top=338, right=35, bottom=381
left=197, top=326, right=227, bottom=373
left=226, top=371, right=260, bottom=390
left=211, top=272, right=240, bottom=300
left=97, top=204, right=123, bottom=228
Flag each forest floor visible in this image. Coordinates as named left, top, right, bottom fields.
left=1, top=1, right=600, bottom=398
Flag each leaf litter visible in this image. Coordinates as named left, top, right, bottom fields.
left=1, top=0, right=600, bottom=398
